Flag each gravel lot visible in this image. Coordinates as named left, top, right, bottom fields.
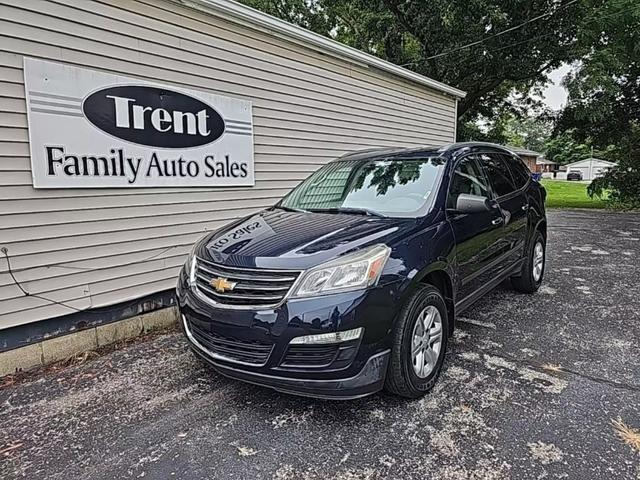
left=1, top=209, right=639, bottom=479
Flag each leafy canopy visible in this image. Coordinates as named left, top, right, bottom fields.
left=556, top=0, right=640, bottom=207
left=241, top=0, right=589, bottom=129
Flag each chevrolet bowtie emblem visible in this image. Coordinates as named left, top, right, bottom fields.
left=210, top=277, right=236, bottom=293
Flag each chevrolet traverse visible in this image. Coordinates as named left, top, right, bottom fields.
left=176, top=142, right=547, bottom=399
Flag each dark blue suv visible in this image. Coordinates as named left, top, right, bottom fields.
left=176, top=143, right=547, bottom=399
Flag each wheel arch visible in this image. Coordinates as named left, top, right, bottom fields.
left=414, top=267, right=455, bottom=335
left=535, top=218, right=547, bottom=240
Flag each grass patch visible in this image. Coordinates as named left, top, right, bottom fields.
left=540, top=179, right=608, bottom=209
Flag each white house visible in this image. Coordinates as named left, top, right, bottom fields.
left=560, top=158, right=617, bottom=181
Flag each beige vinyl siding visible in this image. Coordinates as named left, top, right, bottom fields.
left=0, top=0, right=458, bottom=330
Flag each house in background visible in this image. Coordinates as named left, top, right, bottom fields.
left=559, top=158, right=617, bottom=181
left=537, top=158, right=557, bottom=173
left=507, top=146, right=543, bottom=172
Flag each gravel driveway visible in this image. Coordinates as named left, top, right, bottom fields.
left=1, top=209, right=639, bottom=479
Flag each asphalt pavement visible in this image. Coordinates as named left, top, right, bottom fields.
left=1, top=209, right=639, bottom=479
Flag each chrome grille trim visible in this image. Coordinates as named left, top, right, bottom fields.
left=194, top=257, right=302, bottom=309
left=198, top=263, right=298, bottom=282
left=195, top=273, right=291, bottom=291
left=198, top=284, right=284, bottom=302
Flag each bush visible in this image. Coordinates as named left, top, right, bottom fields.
left=588, top=155, right=640, bottom=209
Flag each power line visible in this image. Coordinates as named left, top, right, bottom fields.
left=478, top=6, right=635, bottom=57
left=396, top=0, right=581, bottom=66
left=423, top=0, right=580, bottom=60
left=400, top=3, right=633, bottom=67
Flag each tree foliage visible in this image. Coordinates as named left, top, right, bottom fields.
left=243, top=0, right=639, bottom=206
left=556, top=0, right=640, bottom=207
left=241, top=0, right=589, bottom=130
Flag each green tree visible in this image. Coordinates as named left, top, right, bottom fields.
left=241, top=0, right=335, bottom=34
left=556, top=0, right=640, bottom=207
left=544, top=131, right=592, bottom=165
left=459, top=108, right=552, bottom=152
left=241, top=0, right=590, bottom=135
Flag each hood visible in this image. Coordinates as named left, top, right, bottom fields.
left=198, top=208, right=415, bottom=270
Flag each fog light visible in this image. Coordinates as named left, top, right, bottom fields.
left=289, top=327, right=363, bottom=345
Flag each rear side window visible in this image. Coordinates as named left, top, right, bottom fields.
left=479, top=153, right=516, bottom=197
left=447, top=155, right=491, bottom=209
left=502, top=154, right=531, bottom=188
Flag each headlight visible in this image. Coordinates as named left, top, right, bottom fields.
left=290, top=244, right=390, bottom=298
left=185, top=246, right=198, bottom=287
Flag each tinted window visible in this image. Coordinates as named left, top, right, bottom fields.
left=280, top=157, right=446, bottom=218
left=502, top=154, right=531, bottom=188
left=447, top=155, right=491, bottom=209
left=479, top=153, right=516, bottom=197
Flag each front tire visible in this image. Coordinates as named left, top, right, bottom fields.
left=512, top=230, right=546, bottom=293
left=384, top=285, right=449, bottom=398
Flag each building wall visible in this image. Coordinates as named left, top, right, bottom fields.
left=561, top=159, right=615, bottom=181
left=0, top=0, right=458, bottom=330
left=519, top=154, right=539, bottom=172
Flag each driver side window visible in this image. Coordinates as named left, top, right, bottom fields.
left=447, top=155, right=491, bottom=209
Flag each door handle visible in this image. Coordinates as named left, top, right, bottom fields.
left=492, top=217, right=504, bottom=226
left=521, top=204, right=529, bottom=211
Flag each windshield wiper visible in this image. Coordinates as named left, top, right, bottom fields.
left=273, top=205, right=309, bottom=213
left=309, top=207, right=387, bottom=218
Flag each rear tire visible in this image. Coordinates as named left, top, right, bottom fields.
left=384, top=285, right=449, bottom=398
left=512, top=230, right=545, bottom=293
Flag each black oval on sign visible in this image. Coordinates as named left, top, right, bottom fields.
left=82, top=86, right=225, bottom=148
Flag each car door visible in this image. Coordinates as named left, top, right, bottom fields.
left=446, top=154, right=505, bottom=301
left=502, top=152, right=534, bottom=259
left=479, top=152, right=529, bottom=269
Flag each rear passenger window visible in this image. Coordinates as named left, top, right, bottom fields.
left=479, top=153, right=516, bottom=197
left=447, top=155, right=491, bottom=209
left=502, top=154, right=531, bottom=188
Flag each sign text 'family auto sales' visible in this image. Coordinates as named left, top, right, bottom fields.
left=24, top=58, right=254, bottom=188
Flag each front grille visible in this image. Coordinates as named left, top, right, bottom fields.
left=188, top=319, right=273, bottom=366
left=281, top=344, right=339, bottom=368
left=195, top=257, right=301, bottom=307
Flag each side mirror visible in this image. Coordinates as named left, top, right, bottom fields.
left=455, top=193, right=492, bottom=213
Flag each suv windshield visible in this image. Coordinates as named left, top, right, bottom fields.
left=279, top=157, right=446, bottom=218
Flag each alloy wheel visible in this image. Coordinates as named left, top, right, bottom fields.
left=533, top=241, right=544, bottom=282
left=410, top=305, right=443, bottom=378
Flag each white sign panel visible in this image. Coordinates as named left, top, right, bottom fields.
left=24, top=58, right=254, bottom=188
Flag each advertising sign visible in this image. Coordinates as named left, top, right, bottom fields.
left=24, top=58, right=254, bottom=188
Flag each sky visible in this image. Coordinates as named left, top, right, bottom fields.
left=540, top=64, right=572, bottom=111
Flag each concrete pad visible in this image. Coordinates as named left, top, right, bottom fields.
left=0, top=343, right=43, bottom=377
left=141, top=306, right=178, bottom=333
left=41, top=328, right=98, bottom=364
left=96, top=316, right=144, bottom=347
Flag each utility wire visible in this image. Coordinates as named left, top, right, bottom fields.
left=1, top=246, right=180, bottom=314
left=477, top=6, right=634, bottom=57
left=2, top=247, right=84, bottom=312
left=50, top=245, right=179, bottom=271
left=400, top=3, right=633, bottom=67
left=422, top=0, right=580, bottom=61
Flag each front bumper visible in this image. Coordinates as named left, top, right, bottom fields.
left=177, top=266, right=401, bottom=399
left=189, top=330, right=390, bottom=400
